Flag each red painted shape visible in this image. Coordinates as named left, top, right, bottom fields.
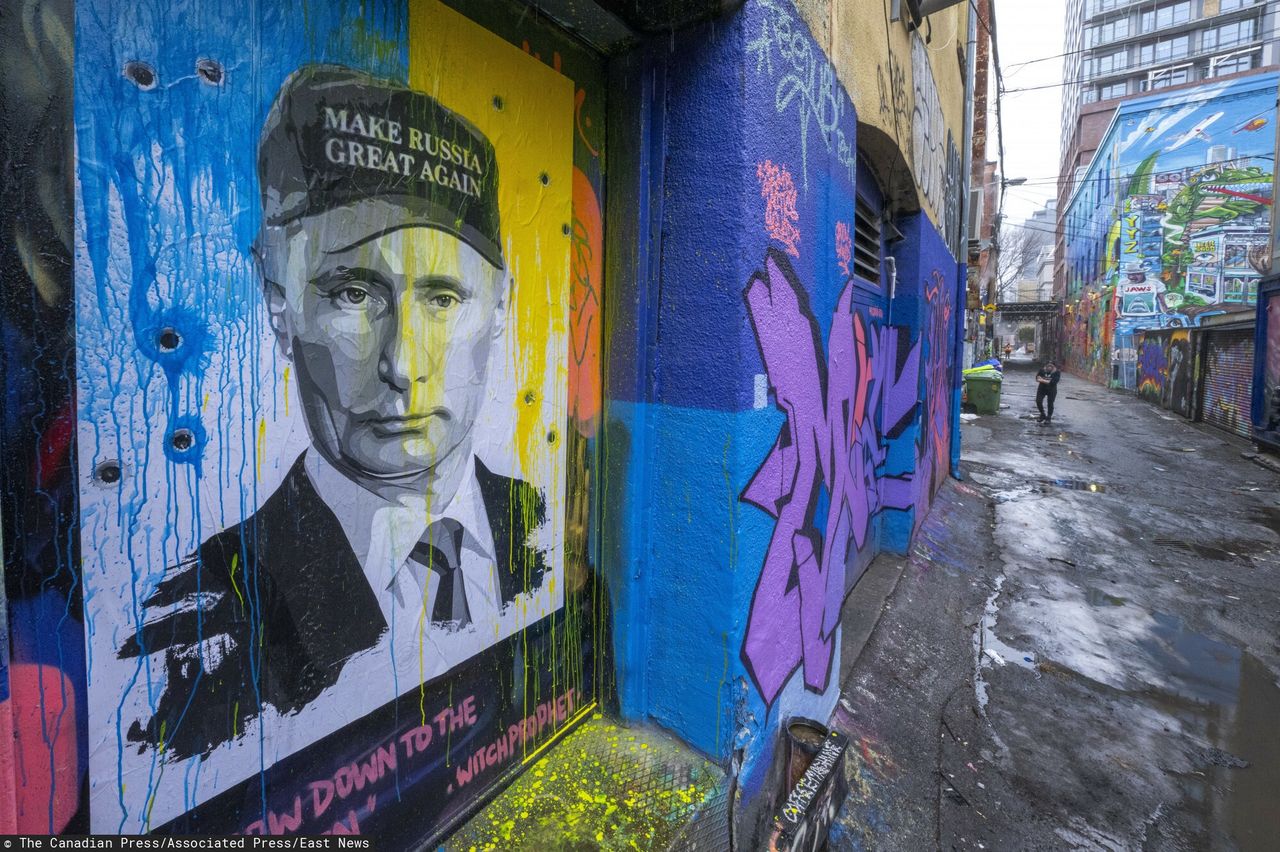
left=569, top=168, right=603, bottom=436
left=35, top=401, right=75, bottom=489
left=1206, top=185, right=1273, bottom=205
left=0, top=697, right=16, bottom=832
left=11, top=664, right=79, bottom=833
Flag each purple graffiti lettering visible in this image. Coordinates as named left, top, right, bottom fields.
left=741, top=249, right=920, bottom=705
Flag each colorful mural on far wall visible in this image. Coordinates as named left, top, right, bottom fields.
left=1063, top=73, right=1278, bottom=387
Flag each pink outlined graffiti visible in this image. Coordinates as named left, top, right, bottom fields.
left=740, top=249, right=920, bottom=706
left=917, top=269, right=954, bottom=508
left=757, top=161, right=802, bottom=258
left=835, top=222, right=852, bottom=278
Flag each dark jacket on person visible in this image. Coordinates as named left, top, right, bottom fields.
left=118, top=455, right=547, bottom=760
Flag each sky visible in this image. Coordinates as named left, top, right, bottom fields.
left=994, top=0, right=1068, bottom=224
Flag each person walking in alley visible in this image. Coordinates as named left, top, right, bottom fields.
left=1036, top=360, right=1061, bottom=423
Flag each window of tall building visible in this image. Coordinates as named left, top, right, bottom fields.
left=1101, top=82, right=1127, bottom=100
left=1087, top=0, right=1127, bottom=15
left=1082, top=87, right=1100, bottom=104
left=1143, top=65, right=1193, bottom=89
left=1093, top=49, right=1129, bottom=77
left=1212, top=52, right=1257, bottom=76
left=1140, top=34, right=1190, bottom=65
left=1140, top=1, right=1191, bottom=32
left=1219, top=0, right=1258, bottom=11
left=1088, top=17, right=1131, bottom=48
left=1203, top=19, right=1255, bottom=51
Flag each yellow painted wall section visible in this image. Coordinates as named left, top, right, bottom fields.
left=408, top=0, right=573, bottom=485
left=795, top=0, right=969, bottom=232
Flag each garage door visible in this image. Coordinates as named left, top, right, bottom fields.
left=1202, top=328, right=1255, bottom=439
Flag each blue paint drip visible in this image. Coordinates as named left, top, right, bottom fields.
left=75, top=0, right=409, bottom=830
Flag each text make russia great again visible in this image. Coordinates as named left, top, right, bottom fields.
left=320, top=108, right=486, bottom=199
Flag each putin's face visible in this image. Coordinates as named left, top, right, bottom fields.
left=263, top=214, right=506, bottom=484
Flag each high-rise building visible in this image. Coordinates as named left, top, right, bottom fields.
left=1056, top=0, right=1280, bottom=298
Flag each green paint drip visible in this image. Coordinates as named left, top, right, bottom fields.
left=228, top=552, right=245, bottom=611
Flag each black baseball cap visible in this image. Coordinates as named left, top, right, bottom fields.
left=257, top=64, right=504, bottom=269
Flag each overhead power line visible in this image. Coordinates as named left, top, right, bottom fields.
left=985, top=154, right=1275, bottom=190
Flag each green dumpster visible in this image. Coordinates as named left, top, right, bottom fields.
left=964, top=373, right=1002, bottom=415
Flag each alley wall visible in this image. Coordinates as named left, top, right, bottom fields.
left=1061, top=73, right=1278, bottom=390
left=0, top=0, right=971, bottom=844
left=604, top=0, right=971, bottom=840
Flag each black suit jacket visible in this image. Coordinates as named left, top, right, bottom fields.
left=118, top=454, right=548, bottom=760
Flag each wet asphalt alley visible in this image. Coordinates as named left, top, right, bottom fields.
left=829, top=363, right=1280, bottom=851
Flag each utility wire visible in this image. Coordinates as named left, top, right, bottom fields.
left=983, top=154, right=1275, bottom=188
left=1004, top=34, right=1263, bottom=74
left=1006, top=48, right=1266, bottom=94
left=975, top=0, right=1011, bottom=257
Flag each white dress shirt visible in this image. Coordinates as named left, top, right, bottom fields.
left=303, top=449, right=503, bottom=659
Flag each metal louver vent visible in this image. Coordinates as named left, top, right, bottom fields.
left=853, top=199, right=882, bottom=284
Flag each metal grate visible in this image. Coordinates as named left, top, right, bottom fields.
left=666, top=784, right=731, bottom=852
left=853, top=199, right=882, bottom=284
left=445, top=718, right=728, bottom=851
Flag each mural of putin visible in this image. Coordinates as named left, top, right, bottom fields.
left=120, top=65, right=550, bottom=760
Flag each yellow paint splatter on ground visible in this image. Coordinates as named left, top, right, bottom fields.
left=444, top=717, right=725, bottom=850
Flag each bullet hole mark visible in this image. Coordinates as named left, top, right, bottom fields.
left=492, top=95, right=505, bottom=111
left=171, top=429, right=195, bottom=452
left=164, top=418, right=206, bottom=464
left=562, top=223, right=571, bottom=236
left=524, top=390, right=537, bottom=405
left=158, top=328, right=181, bottom=352
left=124, top=61, right=157, bottom=90
left=196, top=58, right=224, bottom=86
left=95, top=461, right=122, bottom=484
left=547, top=430, right=557, bottom=445
left=539, top=172, right=550, bottom=186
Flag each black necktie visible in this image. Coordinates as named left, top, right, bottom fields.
left=409, top=519, right=469, bottom=626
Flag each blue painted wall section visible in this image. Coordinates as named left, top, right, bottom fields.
left=604, top=1, right=963, bottom=837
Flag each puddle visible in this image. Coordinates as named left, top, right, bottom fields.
left=1153, top=538, right=1265, bottom=562
left=1034, top=478, right=1108, bottom=493
left=1135, top=611, right=1280, bottom=850
left=973, top=576, right=1037, bottom=712
left=1084, top=588, right=1127, bottom=607
left=1249, top=504, right=1280, bottom=530
left=1031, top=604, right=1280, bottom=847
left=993, top=486, right=1039, bottom=504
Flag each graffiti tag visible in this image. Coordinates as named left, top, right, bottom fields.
left=747, top=0, right=856, bottom=189
left=758, top=160, right=802, bottom=258
left=740, top=250, right=919, bottom=705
